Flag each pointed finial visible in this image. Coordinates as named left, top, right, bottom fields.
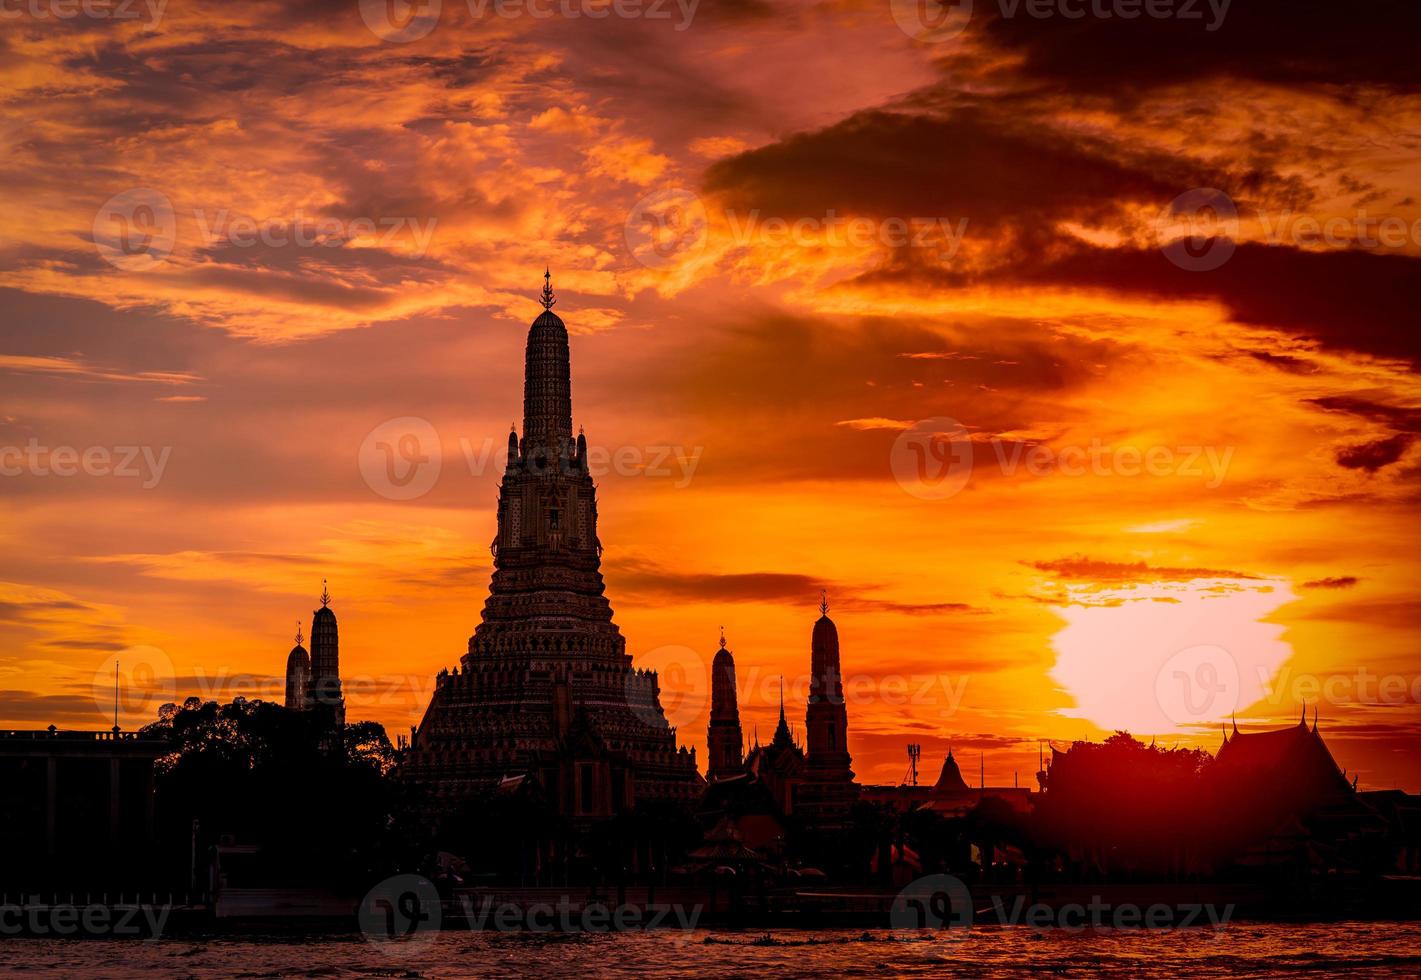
left=320, top=579, right=330, bottom=607
left=819, top=589, right=828, bottom=616
left=1300, top=702, right=1307, bottom=726
left=719, top=625, right=726, bottom=649
left=779, top=676, right=785, bottom=720
left=1232, top=714, right=1238, bottom=735
left=1312, top=705, right=1319, bottom=734
left=540, top=267, right=556, bottom=310
left=296, top=622, right=304, bottom=646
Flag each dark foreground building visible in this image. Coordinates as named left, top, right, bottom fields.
left=399, top=275, right=702, bottom=821
left=0, top=728, right=167, bottom=889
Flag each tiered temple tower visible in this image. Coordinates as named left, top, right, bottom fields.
left=308, top=581, right=345, bottom=736
left=400, top=273, right=702, bottom=819
left=284, top=623, right=310, bottom=710
left=797, top=593, right=858, bottom=827
left=706, top=630, right=744, bottom=781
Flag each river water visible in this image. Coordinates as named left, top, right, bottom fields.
left=3, top=923, right=1420, bottom=978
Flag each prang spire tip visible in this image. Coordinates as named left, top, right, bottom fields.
left=540, top=267, right=556, bottom=311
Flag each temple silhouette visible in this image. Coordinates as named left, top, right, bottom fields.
left=6, top=275, right=1421, bottom=924
left=397, top=272, right=706, bottom=819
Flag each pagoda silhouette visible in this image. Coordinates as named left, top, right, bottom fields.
left=399, top=273, right=702, bottom=819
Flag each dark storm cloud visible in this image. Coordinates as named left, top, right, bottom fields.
left=1335, top=434, right=1414, bottom=472
left=1302, top=576, right=1360, bottom=590
left=0, top=690, right=106, bottom=725
left=605, top=557, right=975, bottom=614
left=1025, top=556, right=1263, bottom=583
left=926, top=242, right=1421, bottom=364
left=975, top=0, right=1421, bottom=94
left=703, top=107, right=1223, bottom=237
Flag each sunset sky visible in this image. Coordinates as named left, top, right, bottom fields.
left=2, top=0, right=1419, bottom=791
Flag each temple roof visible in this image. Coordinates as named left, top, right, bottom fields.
left=531, top=308, right=565, bottom=331
left=934, top=749, right=969, bottom=793
left=1215, top=717, right=1353, bottom=807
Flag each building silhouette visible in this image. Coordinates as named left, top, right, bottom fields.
left=279, top=583, right=344, bottom=748
left=797, top=594, right=859, bottom=828
left=284, top=624, right=310, bottom=711
left=399, top=273, right=702, bottom=820
left=707, top=598, right=861, bottom=829
left=308, top=580, right=344, bottom=728
left=706, top=629, right=744, bottom=782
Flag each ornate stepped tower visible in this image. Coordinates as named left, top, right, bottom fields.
left=307, top=580, right=345, bottom=740
left=401, top=273, right=702, bottom=818
left=706, top=630, right=744, bottom=781
left=797, top=593, right=859, bottom=828
left=284, top=623, right=310, bottom=710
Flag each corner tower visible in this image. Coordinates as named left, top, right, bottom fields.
left=308, top=580, right=345, bottom=733
left=284, top=623, right=310, bottom=710
left=799, top=592, right=858, bottom=828
left=706, top=629, right=744, bottom=781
